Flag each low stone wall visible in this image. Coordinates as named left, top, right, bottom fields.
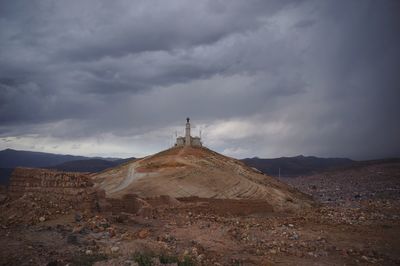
left=145, top=195, right=181, bottom=208
left=7, top=167, right=104, bottom=211
left=177, top=196, right=273, bottom=215
left=105, top=194, right=153, bottom=216
left=105, top=195, right=182, bottom=217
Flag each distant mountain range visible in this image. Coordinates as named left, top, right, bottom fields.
left=0, top=148, right=91, bottom=168
left=0, top=149, right=134, bottom=185
left=241, top=155, right=354, bottom=177
left=46, top=158, right=134, bottom=173
left=242, top=155, right=400, bottom=177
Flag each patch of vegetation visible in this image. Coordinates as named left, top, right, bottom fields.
left=159, top=254, right=179, bottom=264
left=132, top=252, right=195, bottom=266
left=70, top=253, right=108, bottom=266
left=232, top=260, right=244, bottom=266
left=132, top=252, right=154, bottom=266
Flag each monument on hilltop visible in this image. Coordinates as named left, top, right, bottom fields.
left=175, top=117, right=202, bottom=147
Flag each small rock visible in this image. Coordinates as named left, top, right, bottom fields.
left=75, top=212, right=83, bottom=222
left=197, top=254, right=205, bottom=262
left=85, top=249, right=93, bottom=255
left=137, top=228, right=149, bottom=239
left=72, top=225, right=85, bottom=234
left=289, top=232, right=299, bottom=240
left=39, top=216, right=46, bottom=222
left=110, top=246, right=120, bottom=253
left=361, top=255, right=370, bottom=261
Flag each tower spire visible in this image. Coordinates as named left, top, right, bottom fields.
left=185, top=117, right=191, bottom=146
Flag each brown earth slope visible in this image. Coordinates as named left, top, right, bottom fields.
left=91, top=146, right=313, bottom=211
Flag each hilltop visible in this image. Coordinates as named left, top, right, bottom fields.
left=91, top=146, right=313, bottom=211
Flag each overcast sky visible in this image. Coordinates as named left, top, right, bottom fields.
left=0, top=0, right=399, bottom=159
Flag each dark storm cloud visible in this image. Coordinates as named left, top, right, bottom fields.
left=0, top=0, right=302, bottom=124
left=0, top=0, right=399, bottom=159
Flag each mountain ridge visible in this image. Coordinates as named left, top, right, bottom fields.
left=242, top=155, right=355, bottom=177
left=1, top=148, right=398, bottom=186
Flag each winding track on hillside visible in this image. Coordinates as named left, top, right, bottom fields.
left=108, top=164, right=133, bottom=193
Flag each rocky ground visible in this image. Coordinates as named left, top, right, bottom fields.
left=281, top=162, right=400, bottom=206
left=0, top=162, right=399, bottom=265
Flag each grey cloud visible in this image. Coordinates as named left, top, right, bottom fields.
left=0, top=0, right=399, bottom=159
left=293, top=19, right=315, bottom=28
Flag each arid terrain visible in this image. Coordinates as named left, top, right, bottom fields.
left=0, top=148, right=399, bottom=265
left=91, top=147, right=313, bottom=212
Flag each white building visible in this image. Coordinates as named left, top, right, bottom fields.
left=175, top=117, right=202, bottom=147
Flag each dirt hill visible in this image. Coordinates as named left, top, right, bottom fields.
left=91, top=146, right=313, bottom=211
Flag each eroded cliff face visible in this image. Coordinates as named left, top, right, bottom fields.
left=10, top=167, right=89, bottom=192
left=7, top=168, right=105, bottom=212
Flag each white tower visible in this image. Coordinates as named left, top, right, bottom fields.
left=185, top=117, right=191, bottom=146
left=174, top=117, right=202, bottom=147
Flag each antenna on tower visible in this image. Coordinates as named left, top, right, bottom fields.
left=199, top=129, right=202, bottom=139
